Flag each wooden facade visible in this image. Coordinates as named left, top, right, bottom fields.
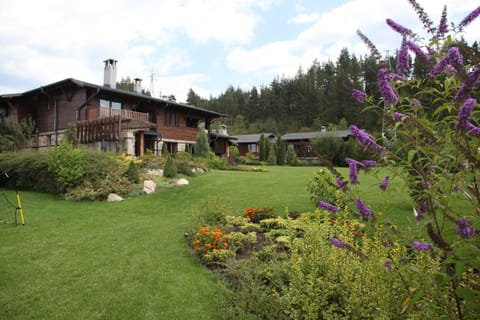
left=0, top=78, right=229, bottom=157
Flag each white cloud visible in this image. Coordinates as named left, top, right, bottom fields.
left=227, top=0, right=480, bottom=86
left=0, top=0, right=268, bottom=95
left=289, top=13, right=321, bottom=24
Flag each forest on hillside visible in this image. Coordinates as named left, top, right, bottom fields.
left=185, top=41, right=479, bottom=136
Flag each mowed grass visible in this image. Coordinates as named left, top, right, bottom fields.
left=0, top=166, right=413, bottom=319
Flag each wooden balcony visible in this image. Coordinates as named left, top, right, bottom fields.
left=99, top=106, right=149, bottom=122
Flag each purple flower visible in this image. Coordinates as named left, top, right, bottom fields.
left=386, top=18, right=413, bottom=36
left=355, top=199, right=373, bottom=218
left=410, top=98, right=422, bottom=108
left=317, top=201, right=339, bottom=213
left=458, top=6, right=480, bottom=30
left=407, top=41, right=428, bottom=61
left=428, top=55, right=450, bottom=77
left=456, top=218, right=476, bottom=239
left=393, top=112, right=410, bottom=121
left=386, top=72, right=406, bottom=82
left=412, top=241, right=432, bottom=251
left=352, top=89, right=368, bottom=103
left=466, top=122, right=480, bottom=138
left=437, top=5, right=448, bottom=36
left=453, top=184, right=460, bottom=192
left=349, top=124, right=387, bottom=156
left=345, top=158, right=360, bottom=184
left=455, top=67, right=480, bottom=101
left=379, top=176, right=390, bottom=191
left=336, top=176, right=348, bottom=191
left=396, top=37, right=409, bottom=74
left=448, top=47, right=463, bottom=66
left=361, top=160, right=377, bottom=168
left=329, top=237, right=346, bottom=249
left=378, top=68, right=399, bottom=105
left=456, top=98, right=476, bottom=129
left=418, top=200, right=428, bottom=214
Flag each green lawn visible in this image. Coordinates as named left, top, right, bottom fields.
left=0, top=166, right=413, bottom=319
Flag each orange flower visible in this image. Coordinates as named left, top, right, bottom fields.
left=223, top=242, right=228, bottom=248
left=194, top=247, right=201, bottom=252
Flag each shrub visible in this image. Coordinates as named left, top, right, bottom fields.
left=307, top=168, right=350, bottom=207
left=48, top=140, right=86, bottom=191
left=267, top=143, right=276, bottom=165
left=124, top=160, right=140, bottom=184
left=228, top=145, right=240, bottom=160
left=194, top=123, right=210, bottom=158
left=0, top=151, right=57, bottom=192
left=275, top=136, right=285, bottom=165
left=285, top=144, right=298, bottom=165
left=163, top=156, right=177, bottom=178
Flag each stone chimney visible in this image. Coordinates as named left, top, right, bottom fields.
left=219, top=124, right=227, bottom=135
left=134, top=78, right=142, bottom=94
left=103, top=59, right=118, bottom=88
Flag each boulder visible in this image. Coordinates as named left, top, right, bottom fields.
left=146, top=169, right=163, bottom=177
left=107, top=193, right=123, bottom=202
left=175, top=178, right=189, bottom=186
left=143, top=179, right=156, bottom=194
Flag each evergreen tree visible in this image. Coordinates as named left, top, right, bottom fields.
left=286, top=144, right=298, bottom=165
left=163, top=156, right=177, bottom=178
left=125, top=160, right=140, bottom=183
left=258, top=134, right=268, bottom=161
left=276, top=136, right=286, bottom=165
left=267, top=143, right=277, bottom=165
left=194, top=123, right=210, bottom=158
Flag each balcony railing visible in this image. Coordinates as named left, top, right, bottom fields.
left=99, top=106, right=149, bottom=122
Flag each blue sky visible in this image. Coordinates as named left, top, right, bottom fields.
left=0, top=0, right=478, bottom=102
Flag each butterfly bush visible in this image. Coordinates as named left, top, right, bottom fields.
left=340, top=2, right=480, bottom=318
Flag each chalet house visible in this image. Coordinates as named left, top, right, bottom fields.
left=281, top=129, right=352, bottom=158
left=0, top=59, right=230, bottom=157
left=230, top=133, right=276, bottom=156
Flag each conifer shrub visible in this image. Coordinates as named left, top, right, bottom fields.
left=124, top=160, right=140, bottom=183
left=194, top=123, right=210, bottom=158
left=285, top=144, right=298, bottom=166
left=275, top=136, right=286, bottom=165
left=267, top=143, right=276, bottom=165
left=163, top=156, right=177, bottom=178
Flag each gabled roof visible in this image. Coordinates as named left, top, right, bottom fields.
left=0, top=78, right=224, bottom=117
left=230, top=133, right=275, bottom=144
left=282, top=130, right=351, bottom=141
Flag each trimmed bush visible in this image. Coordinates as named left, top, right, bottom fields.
left=0, top=151, right=57, bottom=192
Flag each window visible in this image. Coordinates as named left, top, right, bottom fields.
left=164, top=111, right=179, bottom=127
left=100, top=99, right=122, bottom=109
left=186, top=117, right=199, bottom=128
left=248, top=143, right=257, bottom=153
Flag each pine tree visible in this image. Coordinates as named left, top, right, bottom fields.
left=194, top=123, right=210, bottom=158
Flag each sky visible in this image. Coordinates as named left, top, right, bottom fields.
left=0, top=0, right=479, bottom=103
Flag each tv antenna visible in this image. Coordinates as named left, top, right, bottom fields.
left=149, top=70, right=157, bottom=97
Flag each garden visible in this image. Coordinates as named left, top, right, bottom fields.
left=1, top=2, right=480, bottom=319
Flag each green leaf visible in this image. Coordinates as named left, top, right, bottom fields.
left=407, top=149, right=416, bottom=163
